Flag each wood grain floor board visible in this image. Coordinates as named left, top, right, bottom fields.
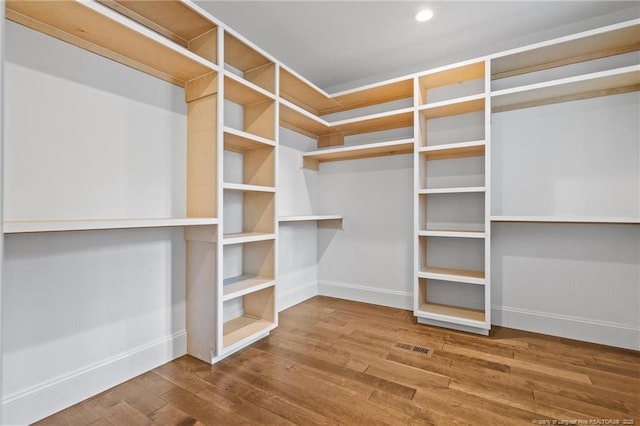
left=36, top=296, right=640, bottom=425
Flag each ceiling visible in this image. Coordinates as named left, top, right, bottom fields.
left=195, top=1, right=639, bottom=93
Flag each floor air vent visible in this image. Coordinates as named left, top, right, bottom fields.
left=394, top=342, right=433, bottom=357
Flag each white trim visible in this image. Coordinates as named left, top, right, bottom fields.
left=318, top=280, right=412, bottom=310
left=2, top=331, right=187, bottom=425
left=492, top=305, right=640, bottom=351
left=278, top=280, right=319, bottom=312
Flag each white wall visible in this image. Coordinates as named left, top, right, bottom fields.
left=0, top=4, right=5, bottom=421
left=277, top=128, right=320, bottom=310
left=2, top=22, right=188, bottom=424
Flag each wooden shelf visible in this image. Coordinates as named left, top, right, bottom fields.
left=222, top=275, right=275, bottom=301
left=222, top=232, right=275, bottom=245
left=417, top=302, right=485, bottom=324
left=491, top=216, right=640, bottom=225
left=491, top=20, right=640, bottom=80
left=279, top=68, right=340, bottom=115
left=419, top=187, right=485, bottom=194
left=97, top=0, right=217, bottom=49
left=419, top=230, right=486, bottom=238
left=419, top=140, right=485, bottom=160
left=491, top=65, right=640, bottom=112
left=418, top=61, right=485, bottom=91
left=224, top=72, right=274, bottom=106
left=224, top=31, right=271, bottom=73
left=3, top=218, right=218, bottom=234
left=223, top=127, right=275, bottom=152
left=331, top=108, right=414, bottom=136
left=302, top=139, right=414, bottom=169
left=6, top=0, right=217, bottom=87
left=328, top=77, right=414, bottom=115
left=419, top=94, right=485, bottom=119
left=419, top=267, right=485, bottom=285
left=223, top=183, right=275, bottom=193
left=279, top=215, right=342, bottom=222
left=223, top=315, right=274, bottom=348
left=279, top=100, right=332, bottom=139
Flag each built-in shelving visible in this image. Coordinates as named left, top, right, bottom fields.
left=302, top=139, right=413, bottom=170
left=222, top=275, right=275, bottom=301
left=491, top=216, right=640, bottom=224
left=419, top=187, right=485, bottom=194
left=224, top=31, right=275, bottom=93
left=223, top=316, right=274, bottom=349
left=418, top=267, right=485, bottom=285
left=417, top=302, right=486, bottom=324
left=418, top=94, right=485, bottom=119
left=419, top=140, right=485, bottom=160
left=492, top=65, right=640, bottom=112
left=278, top=215, right=342, bottom=222
left=279, top=100, right=333, bottom=139
left=223, top=183, right=275, bottom=193
left=222, top=232, right=275, bottom=245
left=3, top=218, right=218, bottom=234
left=223, top=127, right=275, bottom=152
left=224, top=72, right=275, bottom=106
left=6, top=0, right=217, bottom=87
left=331, top=108, right=414, bottom=135
left=418, top=230, right=486, bottom=238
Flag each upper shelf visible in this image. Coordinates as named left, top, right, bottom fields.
left=279, top=67, right=413, bottom=116
left=4, top=218, right=218, bottom=234
left=302, top=139, right=414, bottom=169
left=6, top=0, right=218, bottom=87
left=491, top=216, right=640, bottom=225
left=419, top=94, right=485, bottom=119
left=419, top=140, right=485, bottom=160
left=224, top=32, right=275, bottom=94
left=492, top=65, right=640, bottom=112
left=491, top=20, right=640, bottom=80
left=224, top=72, right=275, bottom=106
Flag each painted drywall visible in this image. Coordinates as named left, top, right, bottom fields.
left=2, top=21, right=188, bottom=424
left=277, top=128, right=321, bottom=310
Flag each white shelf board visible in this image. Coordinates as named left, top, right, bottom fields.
left=418, top=230, right=486, bottom=238
left=222, top=275, right=275, bottom=301
left=222, top=232, right=275, bottom=245
left=223, top=183, right=275, bottom=193
left=416, top=303, right=487, bottom=328
left=3, top=218, right=218, bottom=234
left=418, top=267, right=485, bottom=285
left=222, top=315, right=274, bottom=348
left=419, top=187, right=486, bottom=194
left=419, top=140, right=485, bottom=160
left=491, top=216, right=640, bottom=225
left=223, top=126, right=275, bottom=151
left=278, top=215, right=342, bottom=222
left=491, top=65, right=640, bottom=112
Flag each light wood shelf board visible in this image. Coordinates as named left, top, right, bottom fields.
left=6, top=0, right=217, bottom=87
left=279, top=68, right=339, bottom=115
left=223, top=315, right=274, bottom=348
left=224, top=72, right=274, bottom=106
left=224, top=31, right=272, bottom=72
left=419, top=230, right=486, bottom=238
left=222, top=276, right=275, bottom=301
left=4, top=218, right=218, bottom=234
left=419, top=186, right=486, bottom=194
left=331, top=108, right=414, bottom=135
left=419, top=267, right=485, bottom=285
left=222, top=183, right=275, bottom=193
left=418, top=302, right=485, bottom=323
left=419, top=140, right=485, bottom=160
left=492, top=21, right=640, bottom=80
left=326, top=77, right=414, bottom=115
left=419, top=95, right=485, bottom=119
left=303, top=139, right=414, bottom=164
left=491, top=216, right=640, bottom=225
left=98, top=0, right=216, bottom=46
left=279, top=100, right=332, bottom=138
left=418, top=61, right=485, bottom=89
left=223, top=127, right=275, bottom=152
left=278, top=215, right=343, bottom=222
left=222, top=232, right=276, bottom=245
left=492, top=66, right=640, bottom=112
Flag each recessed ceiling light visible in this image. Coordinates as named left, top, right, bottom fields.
left=415, top=9, right=434, bottom=22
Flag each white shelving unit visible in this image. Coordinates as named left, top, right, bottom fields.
left=3, top=218, right=219, bottom=234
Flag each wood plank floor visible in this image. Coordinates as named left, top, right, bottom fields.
left=37, top=296, right=640, bottom=425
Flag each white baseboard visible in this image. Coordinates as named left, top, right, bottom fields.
left=492, top=306, right=640, bottom=351
left=278, top=280, right=318, bottom=312
left=2, top=331, right=187, bottom=425
left=318, top=280, right=412, bottom=310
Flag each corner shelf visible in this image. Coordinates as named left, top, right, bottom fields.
left=279, top=99, right=332, bottom=139
left=491, top=216, right=640, bottom=225
left=6, top=0, right=218, bottom=87
left=491, top=65, right=640, bottom=112
left=3, top=218, right=218, bottom=234
left=418, top=267, right=485, bottom=285
left=419, top=140, right=485, bottom=160
left=302, top=139, right=414, bottom=170
left=222, top=275, right=275, bottom=301
left=222, top=232, right=275, bottom=245
left=330, top=107, right=414, bottom=136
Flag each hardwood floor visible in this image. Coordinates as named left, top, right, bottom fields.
left=37, top=296, right=640, bottom=425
